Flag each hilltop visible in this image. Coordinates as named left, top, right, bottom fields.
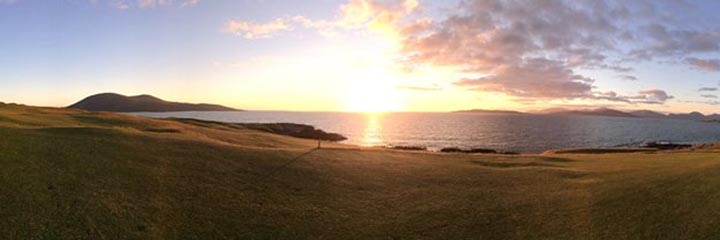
left=540, top=107, right=637, bottom=118
left=68, top=93, right=239, bottom=112
left=628, top=110, right=668, bottom=118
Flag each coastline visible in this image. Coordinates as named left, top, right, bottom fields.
left=383, top=142, right=700, bottom=155
left=131, top=110, right=720, bottom=154
left=5, top=103, right=720, bottom=238
left=148, top=114, right=707, bottom=155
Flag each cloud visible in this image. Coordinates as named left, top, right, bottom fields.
left=455, top=59, right=594, bottom=99
left=701, top=94, right=718, bottom=99
left=402, top=0, right=626, bottom=101
left=618, top=75, right=638, bottom=81
left=402, top=0, right=624, bottom=68
left=686, top=57, right=720, bottom=72
left=110, top=0, right=130, bottom=9
left=179, top=0, right=197, bottom=7
left=594, top=89, right=674, bottom=104
left=224, top=0, right=419, bottom=39
left=339, top=0, right=418, bottom=30
left=226, top=0, right=707, bottom=106
left=224, top=18, right=290, bottom=39
left=699, top=87, right=718, bottom=92
left=109, top=0, right=198, bottom=9
left=635, top=24, right=720, bottom=58
left=395, top=84, right=441, bottom=91
left=603, top=65, right=634, bottom=73
left=633, top=89, right=674, bottom=104
left=137, top=0, right=170, bottom=8
left=398, top=0, right=706, bottom=104
left=683, top=99, right=720, bottom=106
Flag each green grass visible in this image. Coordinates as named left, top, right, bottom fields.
left=2, top=103, right=720, bottom=239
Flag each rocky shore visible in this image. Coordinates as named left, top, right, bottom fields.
left=169, top=118, right=347, bottom=142
left=387, top=141, right=696, bottom=155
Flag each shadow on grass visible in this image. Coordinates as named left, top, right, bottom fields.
left=142, top=128, right=182, bottom=133
left=539, top=156, right=575, bottom=162
left=470, top=161, right=560, bottom=168
left=71, top=115, right=131, bottom=127
left=261, top=148, right=320, bottom=178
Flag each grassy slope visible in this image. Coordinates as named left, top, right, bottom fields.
left=2, top=103, right=720, bottom=239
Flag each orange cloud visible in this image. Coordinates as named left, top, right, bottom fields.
left=224, top=18, right=290, bottom=39
left=224, top=0, right=419, bottom=39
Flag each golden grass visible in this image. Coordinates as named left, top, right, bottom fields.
left=2, top=103, right=720, bottom=239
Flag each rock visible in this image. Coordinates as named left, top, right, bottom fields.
left=246, top=123, right=347, bottom=142
left=440, top=147, right=500, bottom=154
left=642, top=142, right=693, bottom=150
left=390, top=146, right=427, bottom=151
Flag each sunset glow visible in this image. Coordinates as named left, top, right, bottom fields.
left=6, top=2, right=720, bottom=238
left=345, top=74, right=404, bottom=112
left=2, top=1, right=720, bottom=113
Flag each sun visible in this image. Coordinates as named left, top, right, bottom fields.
left=345, top=80, right=403, bottom=113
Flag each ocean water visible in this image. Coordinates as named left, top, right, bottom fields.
left=131, top=111, right=720, bottom=153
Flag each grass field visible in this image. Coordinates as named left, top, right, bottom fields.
left=2, top=103, right=720, bottom=239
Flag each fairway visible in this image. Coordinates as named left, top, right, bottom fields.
left=2, top=104, right=720, bottom=239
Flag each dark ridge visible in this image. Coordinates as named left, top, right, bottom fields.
left=642, top=142, right=693, bottom=150
left=389, top=146, right=428, bottom=151
left=453, top=107, right=720, bottom=121
left=542, top=107, right=637, bottom=118
left=454, top=109, right=525, bottom=115
left=668, top=111, right=706, bottom=121
left=240, top=122, right=348, bottom=142
left=628, top=110, right=667, bottom=118
left=68, top=93, right=239, bottom=112
left=169, top=118, right=347, bottom=142
left=440, top=147, right=519, bottom=155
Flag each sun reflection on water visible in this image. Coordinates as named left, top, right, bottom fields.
left=361, top=113, right=384, bottom=146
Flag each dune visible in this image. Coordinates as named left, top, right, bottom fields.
left=2, top=103, right=720, bottom=239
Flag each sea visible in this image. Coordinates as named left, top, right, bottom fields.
left=130, top=111, right=720, bottom=153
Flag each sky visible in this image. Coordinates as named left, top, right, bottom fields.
left=1, top=0, right=720, bottom=113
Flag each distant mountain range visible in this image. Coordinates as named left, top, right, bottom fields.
left=627, top=110, right=668, bottom=118
left=458, top=107, right=720, bottom=121
left=539, top=107, right=636, bottom=118
left=69, top=93, right=239, bottom=112
left=455, top=109, right=525, bottom=115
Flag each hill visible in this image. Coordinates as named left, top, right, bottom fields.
left=454, top=109, right=525, bottom=114
left=4, top=103, right=720, bottom=238
left=542, top=107, right=637, bottom=118
left=628, top=110, right=667, bottom=118
left=667, top=112, right=720, bottom=121
left=68, top=93, right=238, bottom=112
left=458, top=107, right=720, bottom=122
left=668, top=111, right=706, bottom=121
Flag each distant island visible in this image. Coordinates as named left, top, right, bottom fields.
left=455, top=109, right=525, bottom=115
left=68, top=93, right=239, bottom=112
left=458, top=107, right=720, bottom=121
left=627, top=110, right=668, bottom=118
left=538, top=107, right=636, bottom=118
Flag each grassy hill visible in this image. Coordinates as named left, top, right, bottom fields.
left=2, top=103, right=720, bottom=239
